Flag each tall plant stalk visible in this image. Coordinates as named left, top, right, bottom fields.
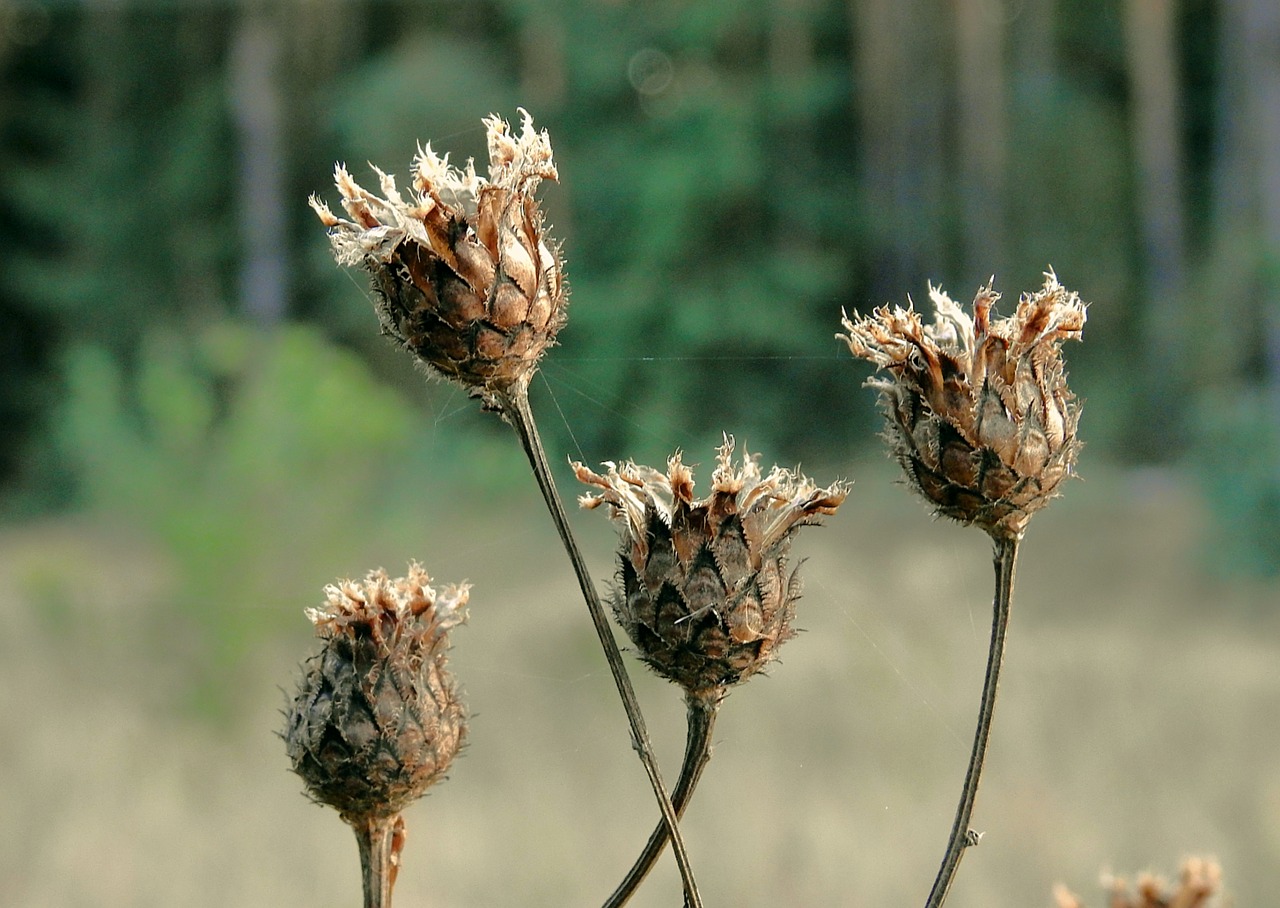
left=574, top=441, right=847, bottom=907
left=839, top=276, right=1085, bottom=904
left=308, top=112, right=1088, bottom=908
left=499, top=387, right=702, bottom=908
left=285, top=568, right=466, bottom=908
left=353, top=815, right=399, bottom=908
left=604, top=693, right=720, bottom=908
left=924, top=535, right=1019, bottom=908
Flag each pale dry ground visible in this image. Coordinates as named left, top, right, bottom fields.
left=1, top=463, right=1277, bottom=907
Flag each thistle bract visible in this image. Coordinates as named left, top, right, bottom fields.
left=839, top=272, right=1086, bottom=540
left=311, top=110, right=566, bottom=407
left=575, top=438, right=847, bottom=699
left=284, top=564, right=468, bottom=823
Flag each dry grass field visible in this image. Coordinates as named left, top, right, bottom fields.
left=2, top=461, right=1277, bottom=907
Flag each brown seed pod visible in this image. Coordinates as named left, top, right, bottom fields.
left=310, top=110, right=566, bottom=408
left=284, top=564, right=468, bottom=823
left=839, top=272, right=1086, bottom=540
left=575, top=437, right=848, bottom=699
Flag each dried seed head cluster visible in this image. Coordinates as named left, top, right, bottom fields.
left=284, top=563, right=469, bottom=823
left=575, top=438, right=848, bottom=700
left=839, top=272, right=1086, bottom=540
left=1053, top=856, right=1223, bottom=908
left=311, top=110, right=566, bottom=407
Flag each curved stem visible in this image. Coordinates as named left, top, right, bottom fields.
left=352, top=814, right=400, bottom=908
left=499, top=388, right=702, bottom=908
left=924, top=534, right=1019, bottom=908
left=604, top=691, right=721, bottom=908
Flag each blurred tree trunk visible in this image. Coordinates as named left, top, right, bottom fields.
left=771, top=0, right=817, bottom=248
left=851, top=0, right=948, bottom=302
left=1013, top=0, right=1056, bottom=94
left=1242, top=0, right=1280, bottom=413
left=232, top=0, right=357, bottom=326
left=1124, top=0, right=1188, bottom=416
left=1210, top=0, right=1280, bottom=416
left=1125, top=0, right=1188, bottom=302
left=952, top=0, right=1007, bottom=282
left=230, top=3, right=288, bottom=325
left=1124, top=0, right=1190, bottom=454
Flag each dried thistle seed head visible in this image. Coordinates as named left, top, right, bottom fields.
left=284, top=563, right=468, bottom=823
left=574, top=437, right=848, bottom=700
left=838, top=271, right=1086, bottom=541
left=310, top=109, right=567, bottom=408
left=1055, top=857, right=1223, bottom=908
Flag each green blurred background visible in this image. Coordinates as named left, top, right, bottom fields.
left=1, top=1, right=1277, bottom=905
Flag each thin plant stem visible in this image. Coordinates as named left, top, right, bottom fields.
left=603, top=690, right=721, bottom=908
left=924, top=534, right=1020, bottom=908
left=352, top=814, right=399, bottom=908
left=498, top=387, right=703, bottom=908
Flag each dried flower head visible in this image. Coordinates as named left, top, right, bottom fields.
left=1053, top=856, right=1223, bottom=908
left=574, top=437, right=848, bottom=700
left=838, top=271, right=1086, bottom=540
left=284, top=563, right=469, bottom=823
left=310, top=110, right=566, bottom=407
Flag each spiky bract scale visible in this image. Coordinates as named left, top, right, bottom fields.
left=575, top=438, right=847, bottom=699
left=310, top=110, right=566, bottom=407
left=284, top=564, right=468, bottom=823
left=839, top=272, right=1086, bottom=540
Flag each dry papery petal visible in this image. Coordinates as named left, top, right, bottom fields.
left=838, top=271, right=1086, bottom=540
left=575, top=437, right=848, bottom=696
left=307, top=561, right=470, bottom=654
left=311, top=109, right=567, bottom=406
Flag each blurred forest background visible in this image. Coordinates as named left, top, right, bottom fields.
left=3, top=0, right=1280, bottom=558
left=1, top=0, right=1279, bottom=906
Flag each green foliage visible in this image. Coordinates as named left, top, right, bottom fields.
left=4, top=0, right=1278, bottom=577
left=326, top=31, right=516, bottom=175
left=0, top=7, right=236, bottom=495
left=54, top=320, right=435, bottom=713
left=1192, top=385, right=1280, bottom=578
left=496, top=0, right=864, bottom=463
left=10, top=15, right=234, bottom=346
